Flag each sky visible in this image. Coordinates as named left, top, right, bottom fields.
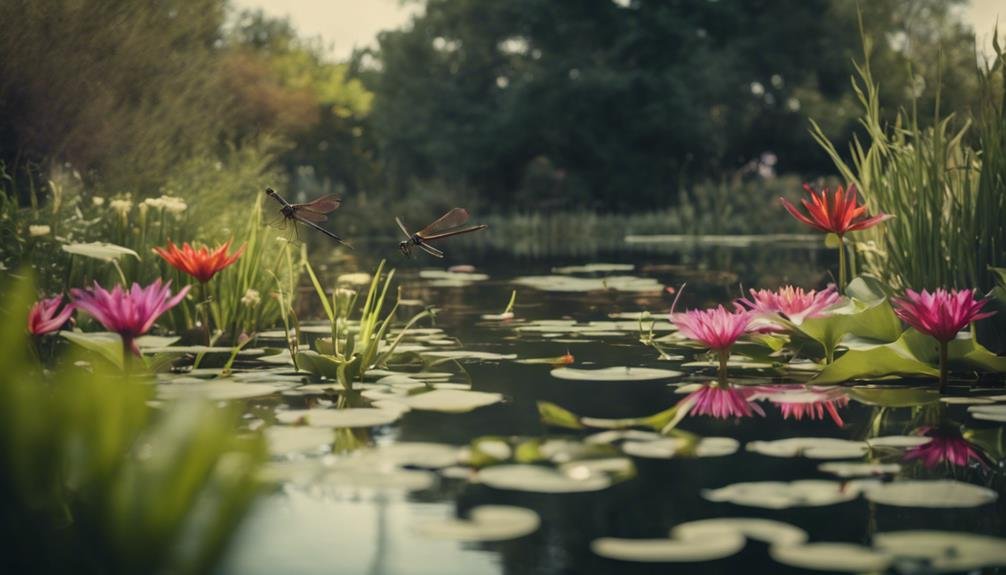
left=231, top=0, right=1003, bottom=61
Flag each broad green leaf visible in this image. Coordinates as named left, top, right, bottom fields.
left=795, top=296, right=902, bottom=361
left=294, top=351, right=343, bottom=380
left=948, top=333, right=1006, bottom=373
left=536, top=401, right=584, bottom=430
left=845, top=275, right=891, bottom=303
left=62, top=241, right=139, bottom=262
left=60, top=331, right=124, bottom=369
left=812, top=330, right=938, bottom=384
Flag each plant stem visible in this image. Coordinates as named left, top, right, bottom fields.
left=199, top=281, right=211, bottom=345
left=837, top=235, right=847, bottom=292
left=938, top=340, right=949, bottom=392
left=717, top=349, right=729, bottom=385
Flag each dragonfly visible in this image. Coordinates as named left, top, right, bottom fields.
left=396, top=208, right=487, bottom=258
left=265, top=187, right=349, bottom=246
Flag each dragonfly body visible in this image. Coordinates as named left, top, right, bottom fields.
left=396, top=208, right=487, bottom=258
left=265, top=187, right=348, bottom=246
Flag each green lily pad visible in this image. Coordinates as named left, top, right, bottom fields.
left=477, top=464, right=611, bottom=493
left=873, top=530, right=1006, bottom=572
left=770, top=543, right=891, bottom=573
left=413, top=505, right=540, bottom=541
left=551, top=366, right=682, bottom=381
left=864, top=480, right=998, bottom=508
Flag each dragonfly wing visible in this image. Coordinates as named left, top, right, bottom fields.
left=418, top=242, right=445, bottom=258
left=421, top=224, right=488, bottom=241
left=291, top=209, right=327, bottom=223
left=395, top=216, right=411, bottom=238
left=293, top=194, right=342, bottom=214
left=265, top=213, right=288, bottom=229
left=417, top=208, right=470, bottom=237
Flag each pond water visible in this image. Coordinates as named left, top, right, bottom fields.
left=211, top=243, right=1006, bottom=575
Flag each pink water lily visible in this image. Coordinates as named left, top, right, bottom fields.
left=670, top=303, right=753, bottom=383
left=903, top=427, right=987, bottom=470
left=27, top=296, right=74, bottom=336
left=71, top=279, right=189, bottom=356
left=683, top=383, right=764, bottom=420
left=737, top=284, right=841, bottom=325
left=892, top=288, right=995, bottom=390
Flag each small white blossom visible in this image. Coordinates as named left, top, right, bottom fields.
left=29, top=225, right=51, bottom=237
left=241, top=288, right=261, bottom=307
left=109, top=198, right=133, bottom=215
left=92, top=197, right=105, bottom=206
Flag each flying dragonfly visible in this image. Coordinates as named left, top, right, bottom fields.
left=396, top=208, right=487, bottom=258
left=265, top=187, right=349, bottom=246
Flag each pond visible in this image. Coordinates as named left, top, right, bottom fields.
left=208, top=243, right=1005, bottom=575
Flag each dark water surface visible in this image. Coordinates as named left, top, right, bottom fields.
left=216, top=243, right=1006, bottom=575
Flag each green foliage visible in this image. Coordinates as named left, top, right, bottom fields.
left=297, top=260, right=432, bottom=391
left=811, top=20, right=1006, bottom=291
left=0, top=272, right=265, bottom=574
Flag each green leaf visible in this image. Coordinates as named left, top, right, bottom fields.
left=948, top=333, right=1006, bottom=373
left=812, top=329, right=939, bottom=384
left=845, top=275, right=891, bottom=303
left=60, top=331, right=124, bottom=369
left=536, top=401, right=584, bottom=430
left=794, top=296, right=902, bottom=361
left=294, top=351, right=343, bottom=380
left=62, top=241, right=139, bottom=262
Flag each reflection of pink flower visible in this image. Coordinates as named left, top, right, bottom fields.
left=71, top=280, right=189, bottom=355
left=776, top=395, right=849, bottom=427
left=684, top=383, right=764, bottom=419
left=670, top=306, right=753, bottom=351
left=892, top=289, right=995, bottom=343
left=28, top=296, right=74, bottom=335
left=737, top=285, right=841, bottom=325
left=903, top=427, right=987, bottom=470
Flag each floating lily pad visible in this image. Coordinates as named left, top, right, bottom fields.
left=770, top=543, right=891, bottom=572
left=157, top=382, right=278, bottom=401
left=702, top=480, right=860, bottom=509
left=622, top=437, right=739, bottom=459
left=552, top=263, right=635, bottom=274
left=746, top=438, right=868, bottom=459
left=551, top=366, right=682, bottom=381
left=513, top=275, right=663, bottom=293
left=818, top=462, right=902, bottom=478
left=336, top=272, right=372, bottom=285
left=591, top=535, right=746, bottom=563
left=863, top=480, right=998, bottom=508
left=275, top=408, right=402, bottom=428
left=866, top=435, right=933, bottom=448
left=873, top=530, right=1006, bottom=572
left=390, top=389, right=504, bottom=413
left=420, top=350, right=518, bottom=360
left=413, top=505, right=540, bottom=541
left=940, top=396, right=995, bottom=405
left=477, top=464, right=610, bottom=493
left=968, top=404, right=1006, bottom=422
left=671, top=518, right=808, bottom=547
left=265, top=426, right=333, bottom=455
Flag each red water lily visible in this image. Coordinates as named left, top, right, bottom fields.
left=781, top=183, right=892, bottom=236
left=153, top=240, right=245, bottom=283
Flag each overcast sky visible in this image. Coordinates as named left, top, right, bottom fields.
left=231, top=0, right=1002, bottom=61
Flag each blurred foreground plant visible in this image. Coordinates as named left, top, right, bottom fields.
left=0, top=272, right=265, bottom=575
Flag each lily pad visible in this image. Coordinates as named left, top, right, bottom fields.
left=817, top=462, right=902, bottom=478
left=552, top=263, right=635, bottom=274
left=863, top=480, right=998, bottom=508
left=770, top=543, right=891, bottom=573
left=866, top=435, right=932, bottom=448
left=746, top=438, right=868, bottom=459
left=591, top=535, right=746, bottom=563
left=513, top=275, right=663, bottom=293
left=873, top=530, right=1006, bottom=572
left=265, top=426, right=333, bottom=455
left=413, top=505, right=540, bottom=541
left=968, top=404, right=1006, bottom=422
left=391, top=389, right=504, bottom=413
left=275, top=408, right=402, bottom=428
left=157, top=382, right=278, bottom=401
left=622, top=437, right=739, bottom=459
left=671, top=518, right=808, bottom=547
left=477, top=464, right=611, bottom=493
left=702, top=480, right=860, bottom=509
left=551, top=366, right=682, bottom=381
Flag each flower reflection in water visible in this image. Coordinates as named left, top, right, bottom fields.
left=750, top=386, right=849, bottom=427
left=683, top=382, right=764, bottom=420
left=903, top=427, right=988, bottom=470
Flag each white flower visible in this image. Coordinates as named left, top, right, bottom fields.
left=28, top=225, right=50, bottom=237
left=241, top=288, right=261, bottom=307
left=109, top=198, right=133, bottom=215
left=142, top=195, right=187, bottom=215
left=92, top=197, right=105, bottom=206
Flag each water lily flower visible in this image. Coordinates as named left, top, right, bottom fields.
left=670, top=304, right=753, bottom=382
left=71, top=280, right=189, bottom=356
left=27, top=296, right=74, bottom=336
left=683, top=383, right=764, bottom=420
left=781, top=183, right=892, bottom=290
left=154, top=240, right=244, bottom=284
left=892, top=288, right=995, bottom=389
left=903, top=427, right=987, bottom=470
left=737, top=284, right=841, bottom=326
